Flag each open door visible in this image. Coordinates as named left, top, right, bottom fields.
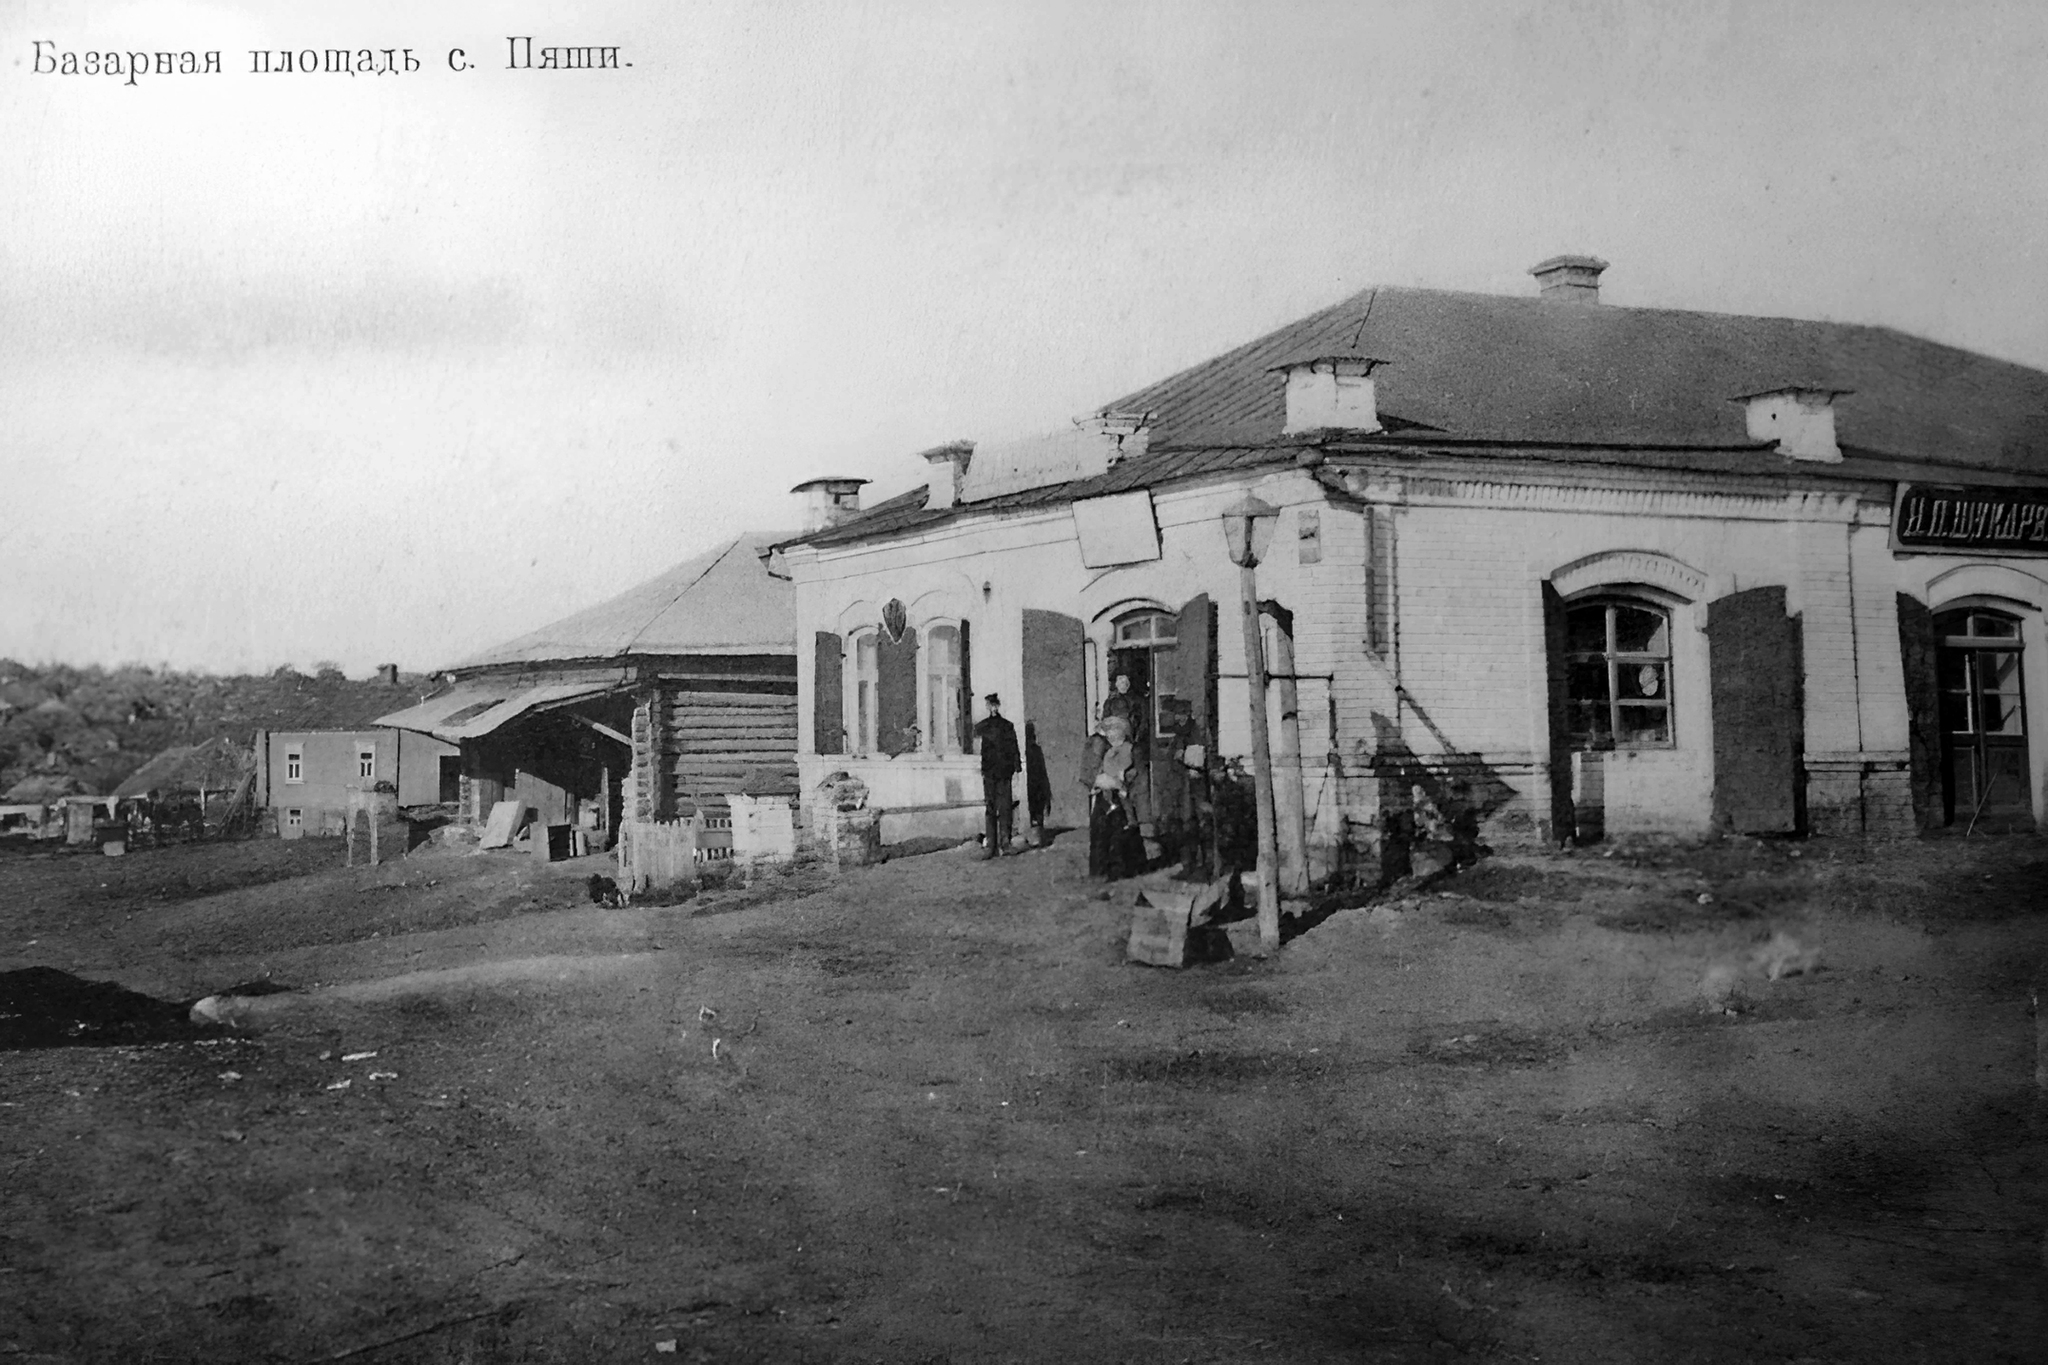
left=1896, top=594, right=1941, bottom=829
left=1541, top=583, right=1576, bottom=843
left=1709, top=586, right=1803, bottom=834
left=1022, top=610, right=1087, bottom=827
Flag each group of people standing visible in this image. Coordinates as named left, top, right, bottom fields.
left=972, top=673, right=1189, bottom=881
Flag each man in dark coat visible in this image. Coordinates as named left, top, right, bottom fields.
left=973, top=693, right=1021, bottom=858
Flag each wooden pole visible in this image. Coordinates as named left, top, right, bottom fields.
left=1239, top=560, right=1282, bottom=953
left=1265, top=618, right=1308, bottom=896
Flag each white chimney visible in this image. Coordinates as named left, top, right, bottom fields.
left=1530, top=254, right=1609, bottom=304
left=1080, top=411, right=1151, bottom=466
left=791, top=477, right=869, bottom=533
left=919, top=442, right=974, bottom=510
left=1276, top=357, right=1386, bottom=435
left=1735, top=387, right=1848, bottom=463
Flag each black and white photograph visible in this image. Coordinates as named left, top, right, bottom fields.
left=1, top=2, right=2043, bottom=1360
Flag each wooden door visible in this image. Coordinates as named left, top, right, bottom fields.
left=1936, top=608, right=2031, bottom=825
left=1022, top=610, right=1087, bottom=827
left=1708, top=586, right=1804, bottom=834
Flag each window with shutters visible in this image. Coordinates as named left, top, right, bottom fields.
left=1564, top=597, right=1674, bottom=748
left=925, top=623, right=965, bottom=755
left=851, top=630, right=880, bottom=754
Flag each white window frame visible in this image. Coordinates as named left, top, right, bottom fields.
left=357, top=744, right=376, bottom=780
left=847, top=629, right=881, bottom=756
left=285, top=807, right=303, bottom=829
left=921, top=620, right=965, bottom=756
left=285, top=746, right=304, bottom=784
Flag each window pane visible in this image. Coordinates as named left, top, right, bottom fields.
left=1616, top=704, right=1671, bottom=745
left=1980, top=651, right=2022, bottom=693
left=1939, top=691, right=1974, bottom=734
left=1971, top=612, right=2021, bottom=639
left=1567, top=701, right=1611, bottom=743
left=1565, top=606, right=1608, bottom=653
left=1980, top=695, right=2025, bottom=735
left=1566, top=658, right=1611, bottom=703
left=1612, top=606, right=1668, bottom=655
left=1617, top=661, right=1666, bottom=700
left=1936, top=650, right=1970, bottom=689
left=927, top=625, right=957, bottom=669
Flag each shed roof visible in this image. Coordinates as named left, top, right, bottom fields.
left=458, top=532, right=797, bottom=669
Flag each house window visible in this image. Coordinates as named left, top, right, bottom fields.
left=852, top=631, right=880, bottom=754
left=285, top=746, right=304, bottom=783
left=285, top=808, right=302, bottom=829
left=926, top=624, right=964, bottom=754
left=1565, top=598, right=1673, bottom=748
left=357, top=745, right=376, bottom=780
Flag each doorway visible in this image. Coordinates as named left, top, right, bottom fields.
left=1935, top=607, right=2030, bottom=826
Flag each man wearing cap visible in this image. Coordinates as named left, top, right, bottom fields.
left=973, top=693, right=1021, bottom=858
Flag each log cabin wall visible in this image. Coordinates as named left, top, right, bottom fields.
left=660, top=678, right=800, bottom=816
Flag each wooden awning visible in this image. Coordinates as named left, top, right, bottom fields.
left=375, top=676, right=629, bottom=743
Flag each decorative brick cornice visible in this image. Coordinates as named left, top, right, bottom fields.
left=1326, top=467, right=1876, bottom=524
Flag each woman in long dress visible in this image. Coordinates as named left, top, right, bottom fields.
left=1085, top=716, right=1137, bottom=879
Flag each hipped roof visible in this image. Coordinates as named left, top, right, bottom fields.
left=1109, top=285, right=2048, bottom=466
left=793, top=280, right=2048, bottom=551
left=459, top=533, right=797, bottom=669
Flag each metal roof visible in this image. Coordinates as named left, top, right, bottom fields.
left=457, top=532, right=797, bottom=668
left=1106, top=285, right=2048, bottom=467
left=790, top=282, right=2048, bottom=551
left=374, top=676, right=630, bottom=741
left=794, top=446, right=1298, bottom=549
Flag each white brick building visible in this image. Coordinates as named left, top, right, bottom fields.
left=780, top=257, right=2048, bottom=881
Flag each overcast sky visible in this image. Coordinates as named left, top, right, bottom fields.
left=4, top=0, right=2046, bottom=676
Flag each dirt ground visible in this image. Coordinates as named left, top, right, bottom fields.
left=1, top=828, right=2043, bottom=1364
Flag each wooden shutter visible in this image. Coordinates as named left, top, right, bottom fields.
left=1022, top=610, right=1087, bottom=825
left=1895, top=593, right=1941, bottom=829
left=813, top=631, right=844, bottom=755
left=1541, top=583, right=1576, bottom=843
left=1174, top=595, right=1217, bottom=749
left=1709, top=586, right=1804, bottom=834
left=877, top=628, right=920, bottom=756
left=958, top=618, right=974, bottom=754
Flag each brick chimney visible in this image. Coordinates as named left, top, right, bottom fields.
left=1275, top=357, right=1387, bottom=435
left=1530, top=255, right=1609, bottom=304
left=918, top=442, right=974, bottom=511
left=376, top=663, right=399, bottom=687
left=791, top=477, right=869, bottom=533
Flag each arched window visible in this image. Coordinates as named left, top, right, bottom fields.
left=925, top=623, right=965, bottom=755
left=1934, top=605, right=2028, bottom=821
left=1107, top=608, right=1178, bottom=743
left=1564, top=597, right=1673, bottom=748
left=851, top=631, right=880, bottom=754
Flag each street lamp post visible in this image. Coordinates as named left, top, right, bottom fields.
left=1221, top=493, right=1283, bottom=954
